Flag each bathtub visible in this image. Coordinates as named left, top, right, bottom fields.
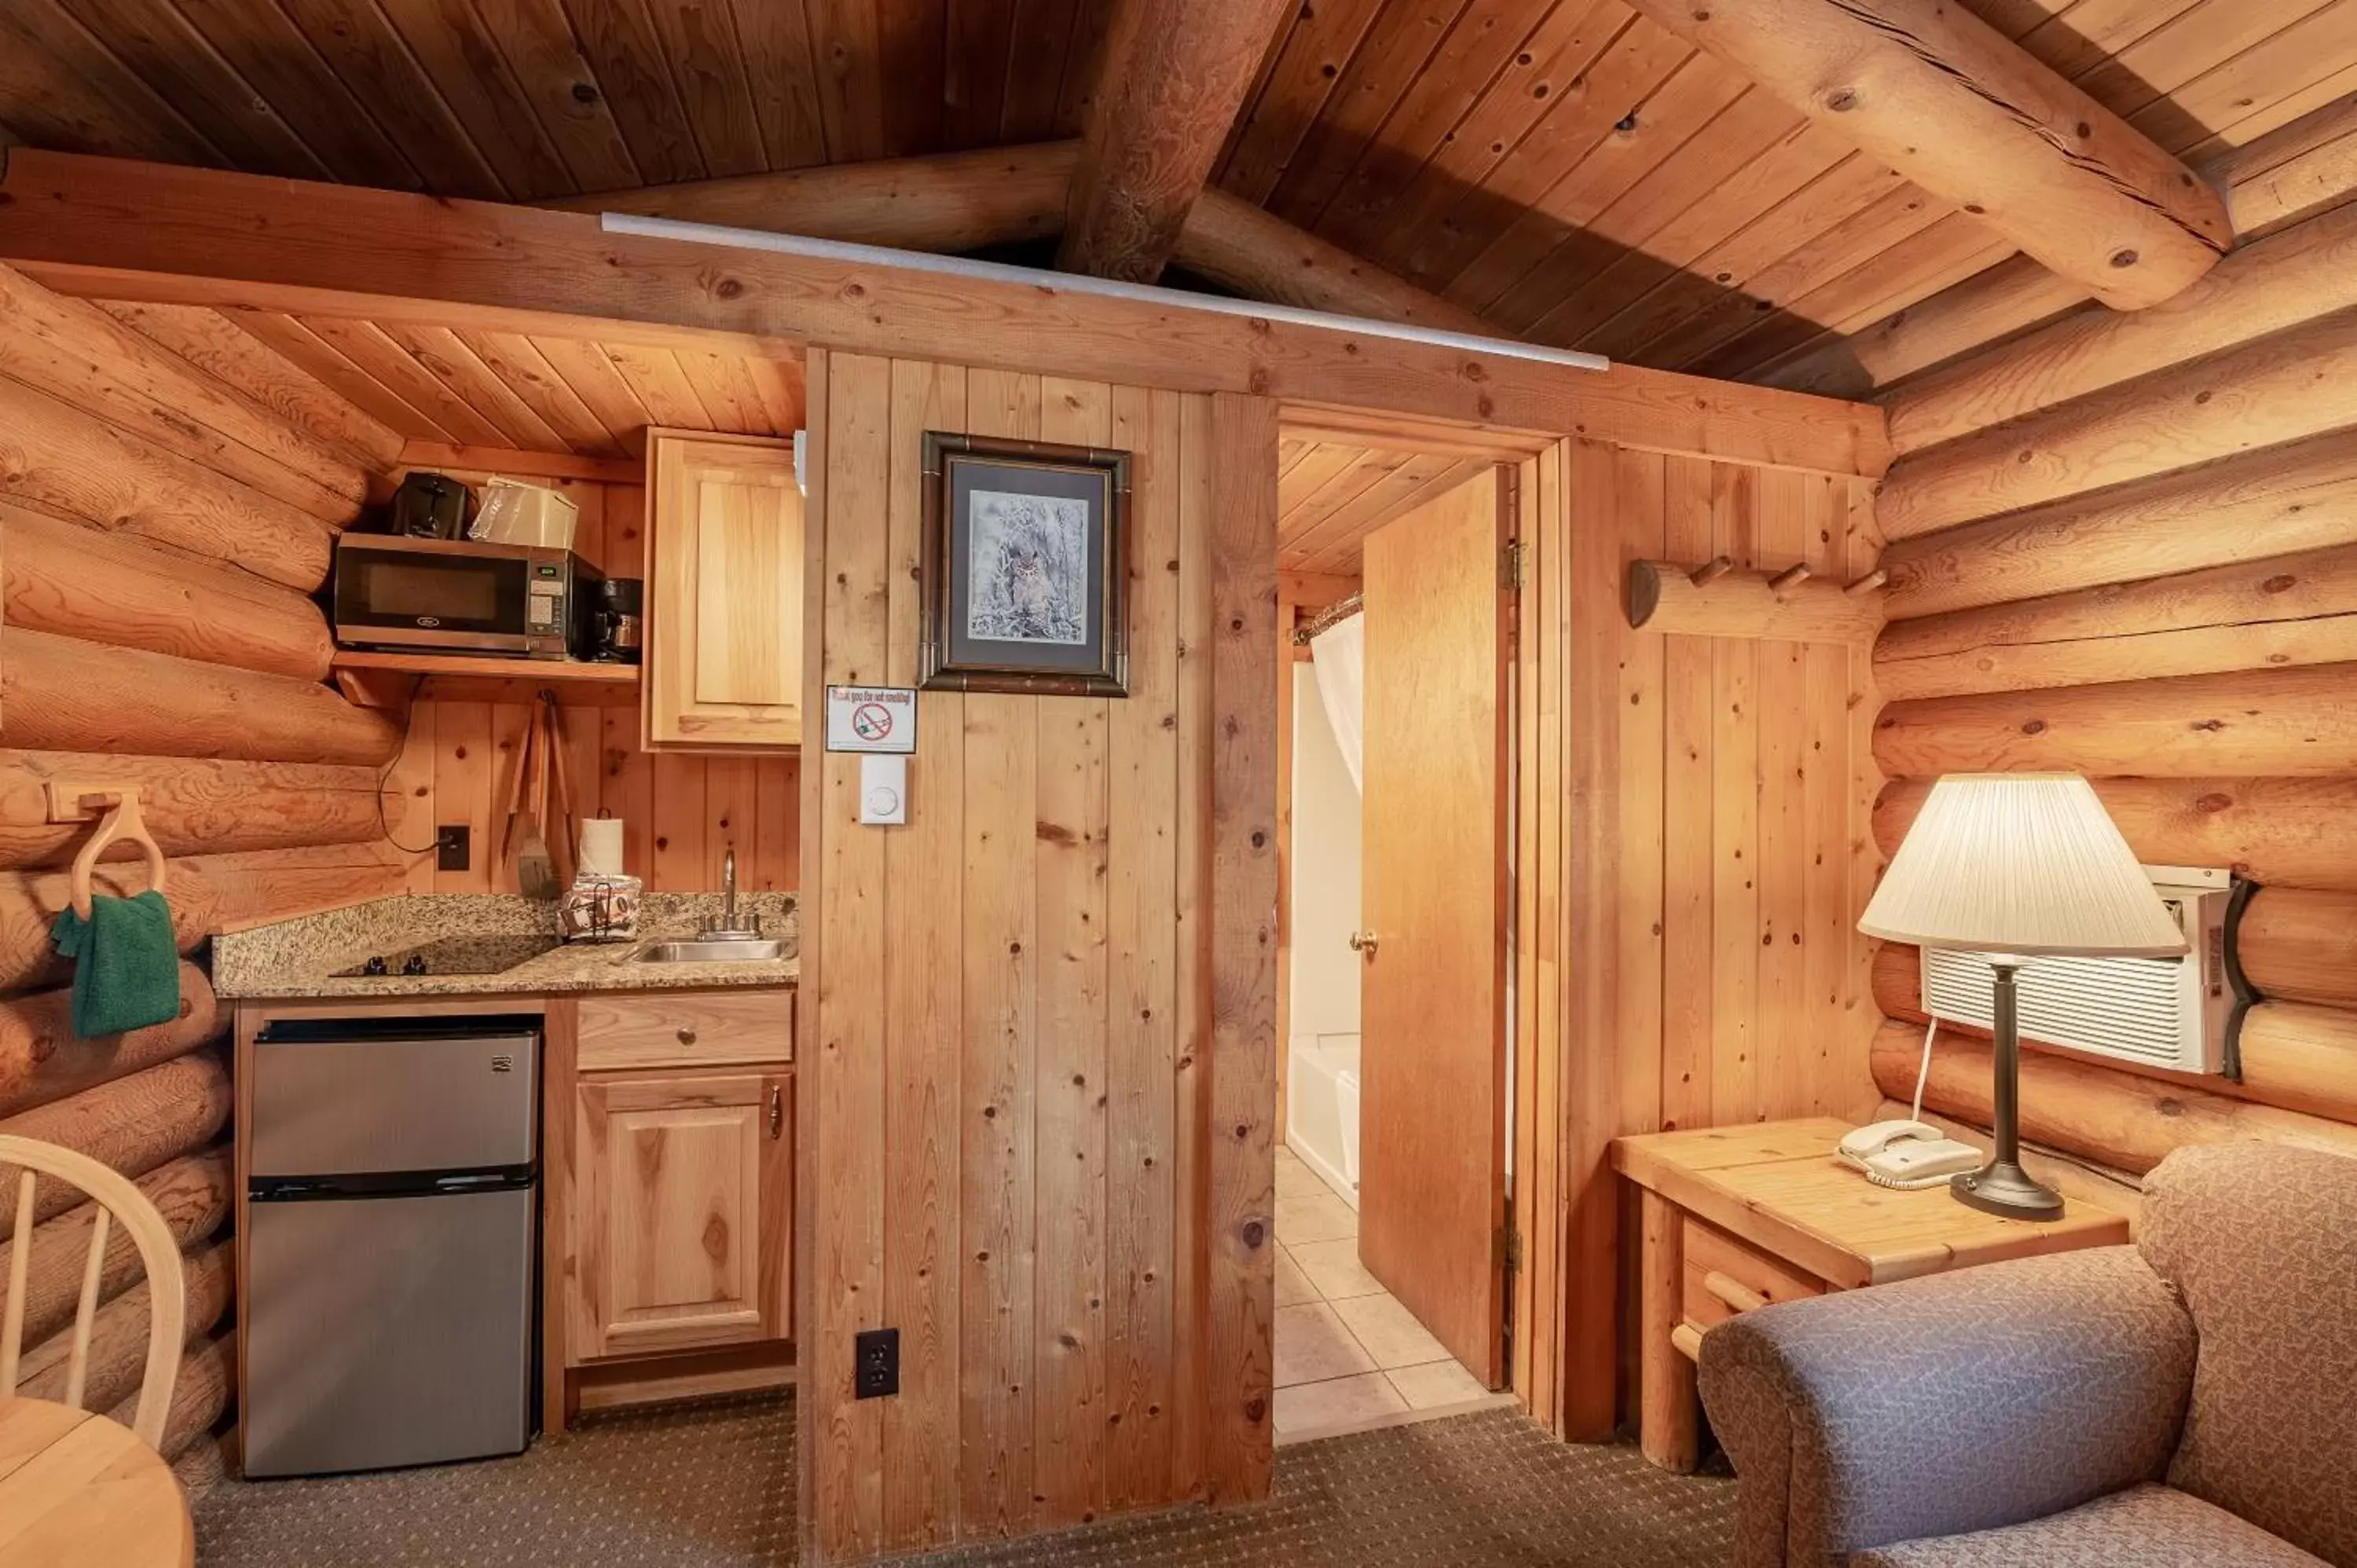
left=1285, top=1034, right=1361, bottom=1210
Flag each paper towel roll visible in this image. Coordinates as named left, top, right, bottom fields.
left=579, top=817, right=625, bottom=877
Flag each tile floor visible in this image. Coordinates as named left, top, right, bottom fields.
left=1273, top=1143, right=1508, bottom=1443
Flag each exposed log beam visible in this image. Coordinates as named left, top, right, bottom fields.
left=1620, top=0, right=2227, bottom=310
left=0, top=152, right=1893, bottom=479
left=550, top=145, right=1500, bottom=339
left=1770, top=92, right=2357, bottom=397
left=1058, top=0, right=1295, bottom=282
left=548, top=144, right=1080, bottom=253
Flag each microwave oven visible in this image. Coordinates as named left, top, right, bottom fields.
left=332, top=534, right=601, bottom=660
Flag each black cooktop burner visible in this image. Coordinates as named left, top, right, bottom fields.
left=333, top=934, right=563, bottom=978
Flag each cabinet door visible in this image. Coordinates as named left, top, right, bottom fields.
left=573, top=1068, right=792, bottom=1359
left=646, top=432, right=805, bottom=749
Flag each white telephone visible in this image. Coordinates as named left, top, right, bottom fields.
left=1837, top=1120, right=1985, bottom=1189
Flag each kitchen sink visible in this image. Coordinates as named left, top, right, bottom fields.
left=631, top=939, right=789, bottom=964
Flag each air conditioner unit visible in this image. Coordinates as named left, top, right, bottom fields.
left=1920, top=865, right=2234, bottom=1076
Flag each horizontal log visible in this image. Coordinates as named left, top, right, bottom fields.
left=1618, top=0, right=2227, bottom=310
left=1875, top=944, right=2357, bottom=1122
left=1873, top=541, right=2357, bottom=699
left=1886, top=200, right=2357, bottom=455
left=0, top=841, right=409, bottom=993
left=118, top=1331, right=232, bottom=1463
left=17, top=1238, right=233, bottom=1419
left=0, top=370, right=334, bottom=589
left=1878, top=775, right=2357, bottom=894
left=0, top=262, right=364, bottom=517
left=0, top=1052, right=229, bottom=1233
left=2238, top=887, right=2357, bottom=1008
left=1872, top=664, right=2357, bottom=778
left=1871, top=1017, right=2357, bottom=1174
left=551, top=142, right=1076, bottom=250
left=1626, top=559, right=1882, bottom=645
left=1871, top=1097, right=2145, bottom=1218
left=1877, top=306, right=2357, bottom=540
left=2216, top=90, right=2357, bottom=240
left=0, top=150, right=1894, bottom=481
left=0, top=962, right=219, bottom=1117
left=3, top=1152, right=232, bottom=1354
left=2, top=627, right=402, bottom=765
left=0, top=749, right=385, bottom=871
left=1765, top=255, right=2095, bottom=400
left=2, top=500, right=335, bottom=680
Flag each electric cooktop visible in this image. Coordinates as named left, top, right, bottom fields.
left=333, top=934, right=564, bottom=978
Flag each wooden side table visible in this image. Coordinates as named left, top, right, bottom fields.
left=1611, top=1118, right=2134, bottom=1473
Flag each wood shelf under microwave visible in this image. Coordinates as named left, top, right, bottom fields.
left=332, top=650, right=641, bottom=709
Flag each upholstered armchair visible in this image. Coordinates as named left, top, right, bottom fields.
left=1697, top=1141, right=2357, bottom=1568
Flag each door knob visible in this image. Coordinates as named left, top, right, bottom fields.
left=1349, top=930, right=1378, bottom=958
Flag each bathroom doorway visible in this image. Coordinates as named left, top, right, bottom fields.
left=1271, top=414, right=1531, bottom=1442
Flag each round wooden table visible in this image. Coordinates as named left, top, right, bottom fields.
left=0, top=1397, right=192, bottom=1567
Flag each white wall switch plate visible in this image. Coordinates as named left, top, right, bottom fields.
left=860, top=754, right=907, bottom=826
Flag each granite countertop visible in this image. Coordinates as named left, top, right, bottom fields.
left=214, top=892, right=800, bottom=999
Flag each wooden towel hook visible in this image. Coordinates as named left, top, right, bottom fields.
left=49, top=785, right=170, bottom=921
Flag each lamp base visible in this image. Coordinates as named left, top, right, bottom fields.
left=1950, top=1160, right=2064, bottom=1219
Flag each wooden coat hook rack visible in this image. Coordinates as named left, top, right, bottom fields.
left=1625, top=557, right=1887, bottom=647
left=47, top=783, right=170, bottom=921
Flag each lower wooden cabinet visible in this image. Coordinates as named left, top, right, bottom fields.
left=570, top=1065, right=793, bottom=1361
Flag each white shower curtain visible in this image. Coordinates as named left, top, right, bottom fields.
left=1310, top=614, right=1365, bottom=797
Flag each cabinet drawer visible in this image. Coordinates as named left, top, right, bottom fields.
left=1682, top=1216, right=1824, bottom=1330
left=576, top=990, right=794, bottom=1072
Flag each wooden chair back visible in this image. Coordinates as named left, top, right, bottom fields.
left=0, top=1135, right=184, bottom=1449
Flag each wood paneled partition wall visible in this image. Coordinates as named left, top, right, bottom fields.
left=797, top=350, right=1277, bottom=1562
left=1514, top=438, right=1886, bottom=1438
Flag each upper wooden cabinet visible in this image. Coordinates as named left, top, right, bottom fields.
left=643, top=431, right=805, bottom=750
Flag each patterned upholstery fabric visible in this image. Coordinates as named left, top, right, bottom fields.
left=1844, top=1484, right=2330, bottom=1568
left=1699, top=1247, right=2195, bottom=1568
left=2140, top=1143, right=2357, bottom=1568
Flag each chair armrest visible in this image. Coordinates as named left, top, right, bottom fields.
left=1698, top=1246, right=2194, bottom=1568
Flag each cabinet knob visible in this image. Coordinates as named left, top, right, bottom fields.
left=676, top=1024, right=698, bottom=1045
left=768, top=1085, right=783, bottom=1139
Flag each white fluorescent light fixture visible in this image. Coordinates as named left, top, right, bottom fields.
left=601, top=212, right=1611, bottom=373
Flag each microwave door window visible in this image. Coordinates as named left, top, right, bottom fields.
left=346, top=557, right=526, bottom=633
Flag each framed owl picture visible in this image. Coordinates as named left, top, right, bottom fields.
left=918, top=430, right=1131, bottom=698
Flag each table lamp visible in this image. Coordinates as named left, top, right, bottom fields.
left=1858, top=772, right=2187, bottom=1218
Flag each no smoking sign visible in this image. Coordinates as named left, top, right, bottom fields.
left=824, top=685, right=918, bottom=754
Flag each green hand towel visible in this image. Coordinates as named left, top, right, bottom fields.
left=50, top=890, right=181, bottom=1038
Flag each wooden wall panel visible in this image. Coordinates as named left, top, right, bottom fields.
left=381, top=470, right=799, bottom=894
left=800, top=354, right=1262, bottom=1564
left=1518, top=437, right=1882, bottom=1438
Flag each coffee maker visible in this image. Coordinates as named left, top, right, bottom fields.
left=590, top=578, right=643, bottom=664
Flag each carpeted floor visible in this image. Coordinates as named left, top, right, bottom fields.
left=193, top=1395, right=1735, bottom=1567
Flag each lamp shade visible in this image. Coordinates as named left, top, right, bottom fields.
left=1859, top=773, right=2189, bottom=958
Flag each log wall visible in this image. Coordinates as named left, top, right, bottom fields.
left=1866, top=185, right=2357, bottom=1182
left=0, top=265, right=398, bottom=1463
left=378, top=466, right=797, bottom=897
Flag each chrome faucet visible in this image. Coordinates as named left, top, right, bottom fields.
left=699, top=847, right=761, bottom=940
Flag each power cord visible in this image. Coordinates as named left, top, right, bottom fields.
left=373, top=676, right=439, bottom=855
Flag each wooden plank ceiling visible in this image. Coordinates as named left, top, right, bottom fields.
left=85, top=299, right=802, bottom=464
left=1, top=0, right=2352, bottom=391
left=1277, top=437, right=1491, bottom=573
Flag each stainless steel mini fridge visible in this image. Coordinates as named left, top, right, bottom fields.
left=244, top=1014, right=541, bottom=1478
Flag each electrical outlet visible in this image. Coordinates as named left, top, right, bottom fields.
left=436, top=825, right=471, bottom=872
left=854, top=1328, right=899, bottom=1399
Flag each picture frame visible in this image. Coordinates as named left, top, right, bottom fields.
left=919, top=430, right=1131, bottom=698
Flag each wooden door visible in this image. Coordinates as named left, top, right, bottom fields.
left=573, top=1068, right=793, bottom=1358
left=1357, top=467, right=1510, bottom=1385
left=645, top=431, right=805, bottom=749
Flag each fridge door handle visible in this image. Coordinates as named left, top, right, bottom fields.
left=768, top=1084, right=783, bottom=1139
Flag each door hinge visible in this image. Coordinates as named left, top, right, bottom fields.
left=1497, top=1203, right=1523, bottom=1275
left=1500, top=538, right=1527, bottom=591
